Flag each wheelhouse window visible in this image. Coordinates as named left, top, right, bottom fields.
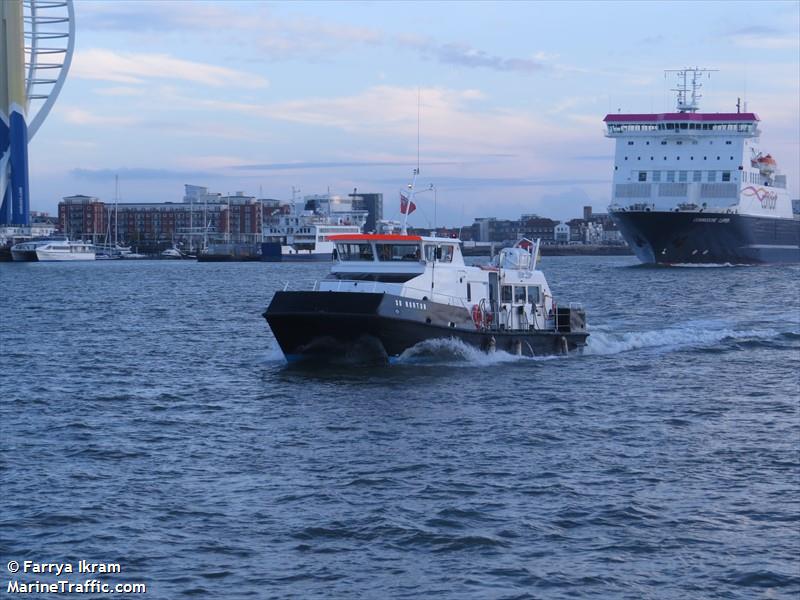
left=375, top=243, right=420, bottom=261
left=439, top=245, right=454, bottom=263
left=501, top=285, right=513, bottom=303
left=527, top=286, right=541, bottom=304
left=336, top=243, right=374, bottom=261
left=514, top=286, right=526, bottom=303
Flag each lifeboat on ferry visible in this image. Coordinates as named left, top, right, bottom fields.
left=752, top=153, right=777, bottom=175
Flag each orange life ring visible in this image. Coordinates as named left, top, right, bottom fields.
left=471, top=304, right=483, bottom=329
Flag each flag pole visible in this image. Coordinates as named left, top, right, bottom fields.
left=401, top=168, right=418, bottom=235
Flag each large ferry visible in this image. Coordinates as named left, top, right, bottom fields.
left=607, top=68, right=799, bottom=264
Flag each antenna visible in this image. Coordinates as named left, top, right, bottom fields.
left=416, top=87, right=421, bottom=174
left=664, top=67, right=718, bottom=113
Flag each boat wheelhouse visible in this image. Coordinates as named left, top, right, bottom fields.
left=264, top=233, right=588, bottom=363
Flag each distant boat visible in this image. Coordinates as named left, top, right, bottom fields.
left=9, top=236, right=94, bottom=261
left=161, top=245, right=186, bottom=259
left=34, top=239, right=95, bottom=261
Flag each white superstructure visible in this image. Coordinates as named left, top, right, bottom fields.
left=606, top=68, right=792, bottom=219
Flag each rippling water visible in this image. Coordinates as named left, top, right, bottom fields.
left=1, top=257, right=798, bottom=599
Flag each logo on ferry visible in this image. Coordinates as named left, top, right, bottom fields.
left=741, top=186, right=777, bottom=210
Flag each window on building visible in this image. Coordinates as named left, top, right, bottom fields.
left=638, top=172, right=647, bottom=182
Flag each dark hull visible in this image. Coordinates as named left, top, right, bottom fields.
left=264, top=291, right=588, bottom=363
left=611, top=210, right=800, bottom=264
left=10, top=249, right=38, bottom=261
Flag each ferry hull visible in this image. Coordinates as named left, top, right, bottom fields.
left=611, top=210, right=800, bottom=264
left=264, top=291, right=588, bottom=363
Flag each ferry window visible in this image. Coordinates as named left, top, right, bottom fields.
left=652, top=171, right=661, bottom=182
left=676, top=141, right=683, bottom=145
left=424, top=244, right=436, bottom=262
left=376, top=243, right=420, bottom=261
left=722, top=172, right=731, bottom=182
left=527, top=286, right=541, bottom=304
left=439, top=245, right=454, bottom=263
left=725, top=141, right=732, bottom=145
left=680, top=123, right=688, bottom=129
left=666, top=171, right=675, bottom=182
left=638, top=172, right=647, bottom=182
left=716, top=156, right=720, bottom=160
left=514, top=287, right=526, bottom=303
left=336, top=243, right=374, bottom=261
left=707, top=171, right=716, bottom=182
left=467, top=283, right=471, bottom=302
left=646, top=141, right=650, bottom=145
left=666, top=123, right=674, bottom=130
left=679, top=171, right=688, bottom=182
left=627, top=141, right=634, bottom=145
left=501, top=285, right=512, bottom=303
left=661, top=141, right=667, bottom=145
left=693, top=171, right=702, bottom=182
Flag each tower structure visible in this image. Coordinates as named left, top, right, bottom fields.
left=1, top=0, right=74, bottom=227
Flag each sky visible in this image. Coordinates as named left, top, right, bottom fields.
left=26, top=0, right=800, bottom=227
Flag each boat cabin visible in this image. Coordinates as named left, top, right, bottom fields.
left=322, top=234, right=558, bottom=333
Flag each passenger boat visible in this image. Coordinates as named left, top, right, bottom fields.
left=263, top=234, right=588, bottom=363
left=11, top=237, right=95, bottom=261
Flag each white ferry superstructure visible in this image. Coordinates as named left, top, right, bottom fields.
left=607, top=68, right=799, bottom=264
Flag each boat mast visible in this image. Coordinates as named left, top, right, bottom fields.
left=664, top=67, right=718, bottom=113
left=114, top=174, right=119, bottom=247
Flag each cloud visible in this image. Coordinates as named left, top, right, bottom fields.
left=729, top=26, right=799, bottom=49
left=229, top=160, right=458, bottom=171
left=71, top=49, right=269, bottom=89
left=396, top=34, right=546, bottom=74
left=61, top=108, right=139, bottom=127
left=187, top=85, right=574, bottom=158
left=72, top=167, right=219, bottom=181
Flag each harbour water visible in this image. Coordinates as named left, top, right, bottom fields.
left=1, top=257, right=798, bottom=598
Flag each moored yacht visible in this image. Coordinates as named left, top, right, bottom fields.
left=264, top=234, right=588, bottom=363
left=34, top=239, right=95, bottom=261
left=11, top=236, right=95, bottom=261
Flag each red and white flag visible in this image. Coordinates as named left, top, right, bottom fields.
left=400, top=192, right=416, bottom=215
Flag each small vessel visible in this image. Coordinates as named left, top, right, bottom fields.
left=33, top=239, right=95, bottom=261
left=606, top=67, right=799, bottom=264
left=263, top=234, right=588, bottom=363
left=11, top=236, right=95, bottom=261
left=161, top=245, right=185, bottom=259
